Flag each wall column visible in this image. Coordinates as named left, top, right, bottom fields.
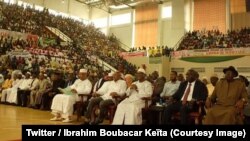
left=157, top=3, right=163, bottom=46
left=171, top=0, right=185, bottom=47
left=226, top=0, right=231, bottom=31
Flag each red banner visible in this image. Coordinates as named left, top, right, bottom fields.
left=119, top=51, right=146, bottom=59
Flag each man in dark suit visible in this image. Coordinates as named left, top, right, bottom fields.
left=163, top=69, right=208, bottom=124
left=64, top=71, right=76, bottom=88
left=40, top=71, right=65, bottom=110
left=93, top=71, right=109, bottom=93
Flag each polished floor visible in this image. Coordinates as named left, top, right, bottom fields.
left=0, top=104, right=85, bottom=141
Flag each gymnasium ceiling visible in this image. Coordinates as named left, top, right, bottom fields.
left=75, top=0, right=167, bottom=10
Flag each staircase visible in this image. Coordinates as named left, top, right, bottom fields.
left=45, top=26, right=73, bottom=43
left=173, top=34, right=186, bottom=51
left=118, top=41, right=131, bottom=52
left=89, top=56, right=117, bottom=72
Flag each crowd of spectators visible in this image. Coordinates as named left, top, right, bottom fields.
left=0, top=2, right=137, bottom=75
left=129, top=46, right=173, bottom=57
left=0, top=44, right=104, bottom=87
left=178, top=28, right=250, bottom=50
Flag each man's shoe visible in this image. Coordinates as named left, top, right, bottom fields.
left=92, top=119, right=103, bottom=125
left=62, top=118, right=73, bottom=123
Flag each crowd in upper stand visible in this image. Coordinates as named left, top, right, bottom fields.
left=178, top=28, right=250, bottom=50
left=129, top=46, right=173, bottom=57
left=0, top=1, right=137, bottom=75
left=127, top=28, right=250, bottom=54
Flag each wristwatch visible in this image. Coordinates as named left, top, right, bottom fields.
left=241, top=98, right=246, bottom=102
left=241, top=98, right=248, bottom=105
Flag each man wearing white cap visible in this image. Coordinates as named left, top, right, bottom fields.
left=84, top=71, right=126, bottom=124
left=50, top=69, right=92, bottom=123
left=16, top=72, right=33, bottom=106
left=112, top=68, right=153, bottom=125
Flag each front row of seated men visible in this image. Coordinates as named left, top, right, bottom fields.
left=47, top=66, right=248, bottom=124
left=49, top=68, right=153, bottom=124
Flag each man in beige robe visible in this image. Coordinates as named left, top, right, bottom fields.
left=29, top=73, right=50, bottom=108
left=205, top=66, right=248, bottom=124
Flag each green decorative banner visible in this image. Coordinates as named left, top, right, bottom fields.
left=44, top=38, right=56, bottom=45
left=180, top=56, right=244, bottom=63
left=39, top=37, right=57, bottom=47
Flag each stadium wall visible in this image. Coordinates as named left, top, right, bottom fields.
left=193, top=0, right=227, bottom=33
left=125, top=55, right=250, bottom=80
left=109, top=9, right=134, bottom=48
left=170, top=55, right=250, bottom=79
left=125, top=56, right=170, bottom=78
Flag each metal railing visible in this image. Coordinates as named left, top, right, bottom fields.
left=173, top=34, right=186, bottom=51
left=118, top=40, right=131, bottom=52
left=46, top=26, right=72, bottom=43
left=89, top=55, right=117, bottom=72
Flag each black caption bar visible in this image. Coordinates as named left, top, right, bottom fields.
left=22, top=125, right=250, bottom=140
